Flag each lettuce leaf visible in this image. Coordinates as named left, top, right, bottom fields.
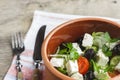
left=92, top=32, right=111, bottom=48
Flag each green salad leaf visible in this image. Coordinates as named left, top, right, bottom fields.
left=57, top=67, right=67, bottom=75
left=110, top=38, right=119, bottom=42
left=58, top=43, right=80, bottom=61
left=63, top=42, right=73, bottom=50
left=104, top=32, right=111, bottom=42
left=91, top=59, right=114, bottom=73
left=102, top=44, right=112, bottom=57
left=91, top=59, right=100, bottom=73
left=58, top=49, right=68, bottom=54
left=69, top=49, right=79, bottom=60
left=92, top=32, right=111, bottom=48
left=91, top=60, right=112, bottom=80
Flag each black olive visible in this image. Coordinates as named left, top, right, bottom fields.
left=112, top=43, right=120, bottom=55
left=77, top=36, right=85, bottom=51
left=84, top=49, right=95, bottom=60
left=84, top=70, right=95, bottom=80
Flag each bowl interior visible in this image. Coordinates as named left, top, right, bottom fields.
left=42, top=18, right=120, bottom=79
left=47, top=19, right=120, bottom=54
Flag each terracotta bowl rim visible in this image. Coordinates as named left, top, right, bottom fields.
left=42, top=17, right=120, bottom=80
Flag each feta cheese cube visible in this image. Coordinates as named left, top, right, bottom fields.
left=72, top=43, right=83, bottom=55
left=50, top=58, right=64, bottom=67
left=82, top=33, right=93, bottom=47
left=115, top=62, right=120, bottom=72
left=71, top=72, right=83, bottom=80
left=96, top=49, right=109, bottom=66
left=66, top=60, right=78, bottom=75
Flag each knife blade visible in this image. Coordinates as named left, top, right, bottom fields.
left=32, top=25, right=46, bottom=80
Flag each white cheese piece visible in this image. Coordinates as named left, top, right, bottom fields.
left=96, top=49, right=109, bottom=66
left=66, top=60, right=78, bottom=75
left=50, top=58, right=64, bottom=67
left=115, top=62, right=120, bottom=72
left=82, top=33, right=93, bottom=47
left=72, top=43, right=83, bottom=55
left=71, top=72, right=83, bottom=80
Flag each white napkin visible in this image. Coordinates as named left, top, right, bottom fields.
left=4, top=10, right=120, bottom=80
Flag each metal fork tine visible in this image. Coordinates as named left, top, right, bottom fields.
left=19, top=32, right=24, bottom=48
left=17, top=32, right=21, bottom=48
left=11, top=34, right=15, bottom=49
left=15, top=32, right=18, bottom=49
left=18, top=32, right=24, bottom=51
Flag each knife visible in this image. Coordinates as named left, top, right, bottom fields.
left=32, top=25, right=46, bottom=80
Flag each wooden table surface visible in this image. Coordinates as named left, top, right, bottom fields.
left=1, top=0, right=120, bottom=79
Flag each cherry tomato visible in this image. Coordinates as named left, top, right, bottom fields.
left=77, top=56, right=89, bottom=74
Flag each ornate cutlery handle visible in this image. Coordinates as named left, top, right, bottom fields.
left=16, top=56, right=23, bottom=80
left=17, top=71, right=23, bottom=80
left=32, top=62, right=42, bottom=80
left=32, top=68, right=41, bottom=80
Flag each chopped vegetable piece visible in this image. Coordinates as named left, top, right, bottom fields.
left=92, top=32, right=111, bottom=48
left=115, top=62, right=120, bottom=72
left=57, top=67, right=67, bottom=75
left=110, top=56, right=120, bottom=67
left=102, top=44, right=112, bottom=57
left=77, top=57, right=89, bottom=74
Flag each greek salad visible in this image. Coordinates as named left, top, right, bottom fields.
left=49, top=32, right=120, bottom=80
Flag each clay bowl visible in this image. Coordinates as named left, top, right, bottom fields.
left=41, top=18, right=120, bottom=80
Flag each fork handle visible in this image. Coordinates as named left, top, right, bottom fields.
left=17, top=71, right=23, bottom=80
left=32, top=68, right=42, bottom=80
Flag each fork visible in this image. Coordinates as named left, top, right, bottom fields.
left=11, top=32, right=25, bottom=80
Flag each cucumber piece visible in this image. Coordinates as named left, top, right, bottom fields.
left=110, top=56, right=120, bottom=66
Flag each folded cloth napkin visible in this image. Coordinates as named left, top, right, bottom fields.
left=4, top=10, right=120, bottom=80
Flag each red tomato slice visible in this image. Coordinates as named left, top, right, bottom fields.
left=77, top=56, right=89, bottom=74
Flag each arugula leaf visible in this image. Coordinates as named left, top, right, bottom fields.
left=102, top=44, right=112, bottom=57
left=92, top=46, right=98, bottom=53
left=104, top=65, right=114, bottom=72
left=70, top=50, right=79, bottom=60
left=110, top=38, right=119, bottom=42
left=62, top=43, right=80, bottom=60
left=63, top=42, right=72, bottom=50
left=102, top=44, right=109, bottom=52
left=105, top=51, right=112, bottom=57
left=91, top=59, right=100, bottom=73
left=104, top=32, right=111, bottom=42
left=92, top=32, right=104, bottom=37
left=58, top=49, right=68, bottom=54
